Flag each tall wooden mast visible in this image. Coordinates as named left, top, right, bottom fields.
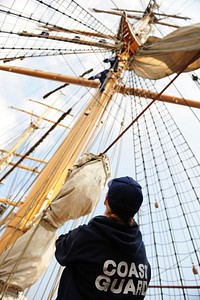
left=0, top=53, right=130, bottom=251
left=0, top=11, right=140, bottom=251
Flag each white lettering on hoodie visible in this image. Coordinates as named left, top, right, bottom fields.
left=95, top=260, right=148, bottom=296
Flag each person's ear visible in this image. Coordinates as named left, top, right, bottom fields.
left=104, top=194, right=108, bottom=205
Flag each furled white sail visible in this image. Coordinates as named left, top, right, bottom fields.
left=43, top=153, right=111, bottom=227
left=131, top=23, right=200, bottom=79
left=0, top=154, right=111, bottom=298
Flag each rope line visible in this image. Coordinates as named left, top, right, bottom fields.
left=102, top=50, right=200, bottom=154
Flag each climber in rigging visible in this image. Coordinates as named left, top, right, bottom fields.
left=88, top=54, right=121, bottom=91
left=88, top=69, right=109, bottom=91
left=55, top=176, right=151, bottom=299
left=103, top=55, right=119, bottom=72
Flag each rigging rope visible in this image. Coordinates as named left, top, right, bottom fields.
left=0, top=109, right=72, bottom=183
left=0, top=0, right=115, bottom=62
left=102, top=50, right=200, bottom=154
left=35, top=0, right=114, bottom=35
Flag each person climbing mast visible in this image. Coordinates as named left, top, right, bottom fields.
left=103, top=54, right=119, bottom=72
left=88, top=69, right=109, bottom=91
left=88, top=54, right=121, bottom=91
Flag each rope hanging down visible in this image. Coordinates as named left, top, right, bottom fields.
left=102, top=51, right=200, bottom=154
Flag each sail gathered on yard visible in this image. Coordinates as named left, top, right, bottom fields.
left=132, top=23, right=200, bottom=79
left=0, top=154, right=111, bottom=293
left=0, top=0, right=200, bottom=299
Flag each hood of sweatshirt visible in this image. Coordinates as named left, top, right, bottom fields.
left=88, top=215, right=143, bottom=255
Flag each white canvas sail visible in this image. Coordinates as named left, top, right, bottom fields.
left=132, top=23, right=200, bottom=79
left=0, top=154, right=111, bottom=297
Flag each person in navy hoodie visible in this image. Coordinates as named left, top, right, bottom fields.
left=55, top=176, right=151, bottom=299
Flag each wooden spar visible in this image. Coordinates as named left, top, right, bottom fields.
left=0, top=69, right=123, bottom=251
left=91, top=8, right=180, bottom=28
left=0, top=149, right=47, bottom=164
left=0, top=64, right=199, bottom=109
left=91, top=8, right=141, bottom=20
left=10, top=106, right=70, bottom=129
left=18, top=32, right=117, bottom=50
left=4, top=162, right=40, bottom=173
left=0, top=65, right=99, bottom=88
left=118, top=86, right=200, bottom=109
left=28, top=99, right=74, bottom=116
left=0, top=198, right=22, bottom=207
left=41, top=25, right=116, bottom=39
left=112, top=8, right=190, bottom=20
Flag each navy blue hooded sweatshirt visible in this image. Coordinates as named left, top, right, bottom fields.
left=55, top=216, right=151, bottom=299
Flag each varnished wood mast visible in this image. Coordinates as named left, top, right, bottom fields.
left=0, top=57, right=129, bottom=251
